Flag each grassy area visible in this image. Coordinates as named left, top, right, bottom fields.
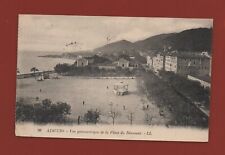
left=159, top=71, right=210, bottom=108
left=141, top=71, right=208, bottom=128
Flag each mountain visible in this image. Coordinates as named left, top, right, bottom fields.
left=134, top=33, right=176, bottom=51
left=134, top=28, right=212, bottom=53
left=93, top=28, right=212, bottom=58
left=41, top=28, right=212, bottom=61
left=93, top=40, right=136, bottom=57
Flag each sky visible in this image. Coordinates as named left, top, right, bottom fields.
left=18, top=14, right=213, bottom=53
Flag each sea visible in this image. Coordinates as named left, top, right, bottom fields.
left=17, top=51, right=75, bottom=74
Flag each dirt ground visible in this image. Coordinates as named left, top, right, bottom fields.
left=16, top=76, right=169, bottom=125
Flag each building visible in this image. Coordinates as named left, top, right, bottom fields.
left=74, top=56, right=88, bottom=67
left=146, top=51, right=211, bottom=76
left=201, top=51, right=212, bottom=77
left=165, top=51, right=211, bottom=76
left=165, top=55, right=178, bottom=73
left=117, top=58, right=130, bottom=68
left=152, top=54, right=165, bottom=72
left=129, top=59, right=139, bottom=68
left=146, top=56, right=153, bottom=70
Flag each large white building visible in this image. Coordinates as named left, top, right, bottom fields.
left=147, top=51, right=211, bottom=76
left=117, top=58, right=130, bottom=68
left=74, top=56, right=89, bottom=67
left=165, top=52, right=211, bottom=76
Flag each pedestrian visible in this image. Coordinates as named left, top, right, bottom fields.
left=147, top=105, right=149, bottom=109
left=78, top=115, right=80, bottom=125
left=123, top=105, right=126, bottom=110
left=83, top=101, right=85, bottom=106
left=107, top=86, right=109, bottom=89
left=40, top=89, right=42, bottom=92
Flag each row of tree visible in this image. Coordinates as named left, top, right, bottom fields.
left=158, top=70, right=210, bottom=108
left=16, top=99, right=71, bottom=123
left=16, top=97, right=140, bottom=125
left=54, top=63, right=136, bottom=77
left=142, top=71, right=209, bottom=128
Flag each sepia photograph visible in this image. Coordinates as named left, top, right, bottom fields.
left=16, top=15, right=213, bottom=142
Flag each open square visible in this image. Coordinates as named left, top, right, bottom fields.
left=17, top=77, right=167, bottom=125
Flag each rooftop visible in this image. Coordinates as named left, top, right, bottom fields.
left=166, top=51, right=211, bottom=59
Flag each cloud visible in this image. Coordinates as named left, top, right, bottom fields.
left=18, top=15, right=213, bottom=52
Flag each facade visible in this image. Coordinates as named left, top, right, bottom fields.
left=75, top=56, right=89, bottom=67
left=117, top=58, right=130, bottom=68
left=146, top=51, right=211, bottom=76
left=165, top=52, right=210, bottom=76
left=152, top=54, right=165, bottom=72
left=129, top=59, right=139, bottom=68
left=165, top=55, right=178, bottom=73
left=146, top=56, right=153, bottom=70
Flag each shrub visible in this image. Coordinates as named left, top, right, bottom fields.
left=54, top=63, right=72, bottom=73
left=16, top=98, right=71, bottom=123
left=83, top=110, right=100, bottom=124
left=142, top=71, right=208, bottom=128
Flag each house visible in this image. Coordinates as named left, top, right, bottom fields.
left=152, top=54, right=165, bottom=72
left=165, top=51, right=211, bottom=76
left=200, top=51, right=212, bottom=77
left=129, top=59, right=139, bottom=68
left=146, top=56, right=154, bottom=70
left=117, top=58, right=130, bottom=68
left=74, top=56, right=88, bottom=67
left=146, top=51, right=211, bottom=77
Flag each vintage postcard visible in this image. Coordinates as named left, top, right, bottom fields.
left=16, top=15, right=213, bottom=142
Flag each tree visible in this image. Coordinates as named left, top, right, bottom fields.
left=17, top=68, right=20, bottom=74
left=30, top=67, right=39, bottom=73
left=16, top=101, right=34, bottom=122
left=16, top=98, right=71, bottom=123
left=128, top=112, right=134, bottom=125
left=84, top=110, right=100, bottom=124
left=108, top=102, right=120, bottom=125
left=30, top=67, right=39, bottom=78
left=109, top=111, right=119, bottom=125
left=145, top=113, right=153, bottom=125
left=54, top=63, right=71, bottom=74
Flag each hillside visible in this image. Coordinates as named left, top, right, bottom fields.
left=164, top=28, right=212, bottom=51
left=134, top=28, right=212, bottom=53
left=93, top=40, right=136, bottom=56
left=134, top=33, right=176, bottom=51
left=93, top=28, right=212, bottom=56
left=41, top=27, right=212, bottom=61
